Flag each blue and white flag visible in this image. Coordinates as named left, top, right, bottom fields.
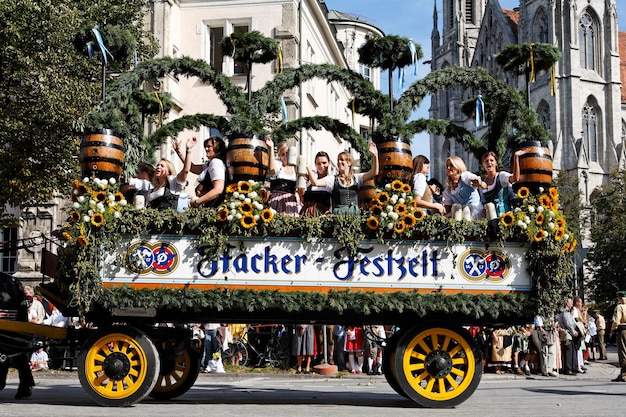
left=92, top=25, right=114, bottom=66
left=280, top=96, right=288, bottom=127
left=408, top=39, right=417, bottom=76
left=475, top=94, right=486, bottom=130
left=398, top=68, right=405, bottom=93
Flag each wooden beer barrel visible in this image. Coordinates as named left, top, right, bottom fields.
left=226, top=134, right=270, bottom=184
left=79, top=129, right=124, bottom=181
left=358, top=178, right=377, bottom=209
left=376, top=137, right=413, bottom=186
left=513, top=141, right=553, bottom=194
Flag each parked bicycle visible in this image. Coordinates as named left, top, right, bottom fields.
left=218, top=324, right=291, bottom=368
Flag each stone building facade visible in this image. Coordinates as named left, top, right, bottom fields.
left=4, top=0, right=383, bottom=284
left=428, top=0, right=625, bottom=290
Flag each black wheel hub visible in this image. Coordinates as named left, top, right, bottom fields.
left=102, top=351, right=132, bottom=380
left=424, top=350, right=453, bottom=378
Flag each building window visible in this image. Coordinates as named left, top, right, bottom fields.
left=359, top=63, right=371, bottom=81
left=206, top=21, right=250, bottom=75
left=465, top=0, right=473, bottom=24
left=0, top=228, right=18, bottom=274
left=534, top=10, right=549, bottom=43
left=579, top=12, right=596, bottom=71
left=582, top=101, right=598, bottom=162
left=537, top=101, right=551, bottom=131
left=328, top=86, right=339, bottom=120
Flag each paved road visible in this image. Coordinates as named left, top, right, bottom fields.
left=1, top=347, right=624, bottom=417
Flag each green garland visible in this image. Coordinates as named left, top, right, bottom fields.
left=357, top=35, right=422, bottom=71
left=495, top=43, right=561, bottom=76
left=58, top=203, right=572, bottom=321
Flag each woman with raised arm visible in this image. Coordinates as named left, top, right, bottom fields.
left=306, top=142, right=379, bottom=215
left=147, top=136, right=197, bottom=210
left=300, top=151, right=332, bottom=216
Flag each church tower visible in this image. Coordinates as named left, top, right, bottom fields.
left=429, top=0, right=488, bottom=179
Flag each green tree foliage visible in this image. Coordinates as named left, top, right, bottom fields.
left=0, top=0, right=155, bottom=221
left=587, top=169, right=626, bottom=303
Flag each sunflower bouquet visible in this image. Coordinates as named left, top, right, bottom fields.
left=366, top=179, right=425, bottom=236
left=61, top=177, right=128, bottom=247
left=217, top=179, right=276, bottom=233
left=499, top=186, right=576, bottom=252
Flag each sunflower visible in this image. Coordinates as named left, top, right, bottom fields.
left=77, top=183, right=88, bottom=195
left=94, top=190, right=107, bottom=202
left=551, top=201, right=559, bottom=211
left=391, top=180, right=404, bottom=192
left=402, top=214, right=417, bottom=228
left=569, top=239, right=577, bottom=253
left=376, top=191, right=390, bottom=205
left=238, top=181, right=252, bottom=194
left=217, top=208, right=229, bottom=221
left=561, top=243, right=570, bottom=253
left=77, top=235, right=89, bottom=247
left=413, top=209, right=425, bottom=221
left=61, top=231, right=72, bottom=241
left=259, top=188, right=270, bottom=202
left=501, top=212, right=515, bottom=227
left=370, top=204, right=383, bottom=216
left=261, top=209, right=274, bottom=223
left=548, top=187, right=559, bottom=200
left=70, top=210, right=81, bottom=223
left=555, top=217, right=566, bottom=229
left=535, top=212, right=545, bottom=225
left=554, top=227, right=565, bottom=241
left=402, top=183, right=411, bottom=193
left=517, top=187, right=530, bottom=199
left=394, top=203, right=408, bottom=216
left=239, top=201, right=254, bottom=214
left=538, top=195, right=552, bottom=208
left=533, top=229, right=545, bottom=242
left=393, top=221, right=406, bottom=234
left=366, top=216, right=379, bottom=230
left=240, top=213, right=256, bottom=229
left=114, top=192, right=125, bottom=202
left=226, top=183, right=238, bottom=193
left=91, top=213, right=104, bottom=227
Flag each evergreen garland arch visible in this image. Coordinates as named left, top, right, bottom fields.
left=393, top=66, right=550, bottom=159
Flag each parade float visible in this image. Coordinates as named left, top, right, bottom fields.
left=1, top=31, right=573, bottom=408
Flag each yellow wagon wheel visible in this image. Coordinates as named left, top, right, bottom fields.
left=78, top=326, right=160, bottom=407
left=150, top=339, right=200, bottom=399
left=393, top=321, right=483, bottom=408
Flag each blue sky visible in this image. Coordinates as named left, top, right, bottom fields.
left=324, top=0, right=626, bottom=158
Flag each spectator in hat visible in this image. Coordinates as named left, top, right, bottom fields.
left=592, top=310, right=607, bottom=360
left=611, top=290, right=626, bottom=382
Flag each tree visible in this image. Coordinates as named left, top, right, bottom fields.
left=0, top=0, right=155, bottom=222
left=586, top=169, right=626, bottom=303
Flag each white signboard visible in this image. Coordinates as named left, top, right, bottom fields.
left=101, top=236, right=532, bottom=293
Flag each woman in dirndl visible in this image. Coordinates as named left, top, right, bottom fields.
left=300, top=151, right=332, bottom=216
left=265, top=136, right=299, bottom=216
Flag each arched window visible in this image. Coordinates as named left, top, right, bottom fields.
left=582, top=101, right=598, bottom=162
left=533, top=9, right=549, bottom=43
left=579, top=11, right=596, bottom=71
left=537, top=101, right=551, bottom=131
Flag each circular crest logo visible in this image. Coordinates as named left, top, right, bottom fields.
left=126, top=241, right=179, bottom=275
left=459, top=249, right=509, bottom=282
